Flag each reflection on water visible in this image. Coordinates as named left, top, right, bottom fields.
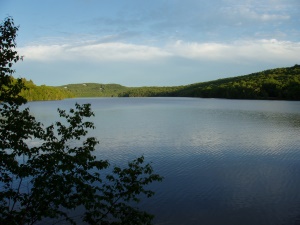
left=26, top=98, right=300, bottom=225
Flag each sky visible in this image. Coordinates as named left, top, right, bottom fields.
left=1, top=0, right=300, bottom=86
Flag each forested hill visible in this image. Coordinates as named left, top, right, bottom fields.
left=59, top=83, right=182, bottom=98
left=58, top=83, right=128, bottom=97
left=17, top=65, right=300, bottom=101
left=18, top=78, right=74, bottom=101
left=176, top=64, right=300, bottom=100
left=59, top=65, right=300, bottom=100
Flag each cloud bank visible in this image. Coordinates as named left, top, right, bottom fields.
left=19, top=39, right=300, bottom=64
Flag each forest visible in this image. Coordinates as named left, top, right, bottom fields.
left=8, top=65, right=300, bottom=101
left=59, top=83, right=127, bottom=97
left=60, top=65, right=300, bottom=100
left=13, top=77, right=74, bottom=101
left=175, top=64, right=300, bottom=100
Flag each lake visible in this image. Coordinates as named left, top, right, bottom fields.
left=26, top=97, right=300, bottom=225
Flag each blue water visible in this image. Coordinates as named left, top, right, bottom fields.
left=27, top=97, right=300, bottom=225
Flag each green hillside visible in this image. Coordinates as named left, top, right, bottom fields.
left=119, top=86, right=183, bottom=97
left=59, top=65, right=300, bottom=100
left=59, top=83, right=128, bottom=97
left=19, top=78, right=74, bottom=101
left=59, top=83, right=184, bottom=98
left=176, top=65, right=300, bottom=100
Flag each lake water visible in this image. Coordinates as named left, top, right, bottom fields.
left=26, top=97, right=300, bottom=225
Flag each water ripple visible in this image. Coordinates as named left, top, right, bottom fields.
left=25, top=98, right=300, bottom=225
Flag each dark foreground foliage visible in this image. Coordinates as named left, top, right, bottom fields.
left=0, top=17, right=162, bottom=225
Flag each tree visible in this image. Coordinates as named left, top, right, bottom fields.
left=0, top=17, right=162, bottom=225
left=0, top=17, right=25, bottom=104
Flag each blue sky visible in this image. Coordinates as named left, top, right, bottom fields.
left=1, top=0, right=300, bottom=86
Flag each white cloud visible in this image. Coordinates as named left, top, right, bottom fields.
left=68, top=42, right=171, bottom=61
left=259, top=13, right=290, bottom=21
left=18, top=39, right=300, bottom=66
left=221, top=0, right=291, bottom=22
left=168, top=41, right=231, bottom=60
left=18, top=42, right=171, bottom=62
left=19, top=45, right=67, bottom=61
left=167, top=39, right=300, bottom=63
left=238, top=7, right=290, bottom=22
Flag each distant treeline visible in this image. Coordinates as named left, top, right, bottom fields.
left=58, top=83, right=128, bottom=97
left=5, top=65, right=299, bottom=101
left=60, top=65, right=300, bottom=100
left=18, top=78, right=74, bottom=101
left=60, top=83, right=183, bottom=98
left=175, top=64, right=300, bottom=100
